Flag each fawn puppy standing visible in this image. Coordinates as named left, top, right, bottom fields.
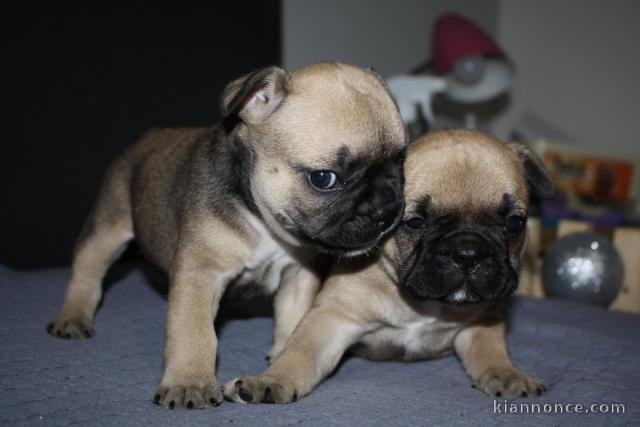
left=47, top=62, right=407, bottom=409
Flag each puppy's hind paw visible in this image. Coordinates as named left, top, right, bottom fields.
left=473, top=367, right=544, bottom=398
left=47, top=318, right=95, bottom=339
left=223, top=375, right=298, bottom=404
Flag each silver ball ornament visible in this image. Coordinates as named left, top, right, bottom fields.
left=542, top=232, right=624, bottom=307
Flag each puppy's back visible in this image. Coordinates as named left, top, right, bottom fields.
left=105, top=127, right=210, bottom=268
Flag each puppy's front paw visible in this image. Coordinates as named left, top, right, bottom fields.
left=223, top=375, right=298, bottom=404
left=153, top=380, right=223, bottom=409
left=47, top=317, right=95, bottom=339
left=473, top=367, right=544, bottom=398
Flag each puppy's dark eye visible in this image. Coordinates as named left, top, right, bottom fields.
left=505, top=215, right=526, bottom=234
left=308, top=170, right=338, bottom=190
left=405, top=217, right=426, bottom=230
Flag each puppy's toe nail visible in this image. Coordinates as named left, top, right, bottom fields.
left=210, top=397, right=221, bottom=407
left=261, top=387, right=274, bottom=404
left=168, top=400, right=175, bottom=410
left=495, top=391, right=502, bottom=397
left=264, top=355, right=271, bottom=361
left=65, top=333, right=71, bottom=339
left=238, top=388, right=253, bottom=403
left=292, top=392, right=298, bottom=402
left=186, top=401, right=193, bottom=410
left=470, top=383, right=476, bottom=389
left=536, top=386, right=544, bottom=396
left=521, top=391, right=527, bottom=397
left=153, top=394, right=160, bottom=405
left=46, top=323, right=53, bottom=333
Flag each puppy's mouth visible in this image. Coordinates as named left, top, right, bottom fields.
left=280, top=203, right=403, bottom=256
left=275, top=211, right=376, bottom=255
left=401, top=248, right=519, bottom=304
left=296, top=232, right=380, bottom=257
left=408, top=280, right=514, bottom=305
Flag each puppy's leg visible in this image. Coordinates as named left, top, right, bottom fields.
left=48, top=162, right=133, bottom=339
left=224, top=306, right=366, bottom=404
left=454, top=311, right=544, bottom=398
left=154, top=260, right=227, bottom=409
left=269, top=264, right=321, bottom=360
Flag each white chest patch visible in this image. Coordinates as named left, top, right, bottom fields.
left=401, top=317, right=440, bottom=355
left=232, top=210, right=295, bottom=294
left=396, top=302, right=468, bottom=358
left=368, top=302, right=464, bottom=359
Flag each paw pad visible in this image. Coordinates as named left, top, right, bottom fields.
left=238, top=388, right=253, bottom=403
left=261, top=387, right=275, bottom=404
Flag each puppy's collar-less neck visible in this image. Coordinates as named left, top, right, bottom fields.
left=212, top=125, right=262, bottom=220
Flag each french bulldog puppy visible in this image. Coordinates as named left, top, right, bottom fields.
left=47, top=62, right=407, bottom=409
left=223, top=129, right=555, bottom=404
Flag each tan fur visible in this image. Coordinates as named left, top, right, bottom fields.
left=47, top=62, right=405, bottom=409
left=405, top=129, right=528, bottom=221
left=246, top=63, right=405, bottom=247
left=224, top=130, right=547, bottom=404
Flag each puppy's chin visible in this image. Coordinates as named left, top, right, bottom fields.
left=441, top=282, right=518, bottom=305
left=440, top=287, right=483, bottom=305
left=404, top=283, right=516, bottom=305
left=294, top=233, right=380, bottom=257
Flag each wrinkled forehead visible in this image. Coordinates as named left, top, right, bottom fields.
left=405, top=141, right=528, bottom=216
left=266, top=69, right=405, bottom=163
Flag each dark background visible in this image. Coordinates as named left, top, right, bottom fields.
left=0, top=4, right=281, bottom=269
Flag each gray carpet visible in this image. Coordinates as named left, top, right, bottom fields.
left=1, top=263, right=639, bottom=426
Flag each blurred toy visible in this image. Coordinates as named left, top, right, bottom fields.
left=386, top=75, right=446, bottom=128
left=541, top=192, right=639, bottom=228
left=541, top=145, right=636, bottom=203
left=387, top=13, right=512, bottom=134
left=433, top=14, right=513, bottom=129
left=542, top=232, right=624, bottom=307
left=518, top=136, right=640, bottom=221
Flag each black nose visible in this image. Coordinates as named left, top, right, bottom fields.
left=447, top=233, right=489, bottom=268
left=356, top=179, right=402, bottom=233
left=375, top=204, right=401, bottom=232
left=452, top=245, right=480, bottom=265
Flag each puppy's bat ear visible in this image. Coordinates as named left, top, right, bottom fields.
left=507, top=142, right=556, bottom=200
left=220, top=66, right=290, bottom=124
